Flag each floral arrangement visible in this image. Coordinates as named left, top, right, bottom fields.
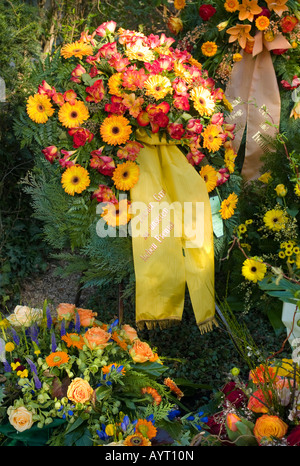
left=0, top=302, right=206, bottom=446
left=23, top=20, right=241, bottom=241
left=201, top=354, right=300, bottom=446
left=174, top=0, right=300, bottom=84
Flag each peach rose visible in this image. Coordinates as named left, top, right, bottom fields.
left=121, top=324, right=138, bottom=342
left=67, top=377, right=93, bottom=403
left=7, top=305, right=43, bottom=327
left=7, top=406, right=34, bottom=432
left=247, top=389, right=271, bottom=413
left=76, top=308, right=97, bottom=327
left=84, top=327, right=111, bottom=350
left=253, top=415, right=288, bottom=443
left=226, top=412, right=241, bottom=432
left=129, top=340, right=155, bottom=363
left=57, top=303, right=76, bottom=321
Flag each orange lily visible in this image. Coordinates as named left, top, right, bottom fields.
left=238, top=0, right=262, bottom=21
left=226, top=24, right=253, bottom=49
left=265, top=0, right=289, bottom=16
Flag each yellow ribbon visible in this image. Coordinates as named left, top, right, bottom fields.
left=130, top=130, right=216, bottom=334
left=225, top=32, right=291, bottom=180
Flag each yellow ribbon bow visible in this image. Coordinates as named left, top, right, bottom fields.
left=225, top=32, right=291, bottom=180
left=130, top=130, right=217, bottom=334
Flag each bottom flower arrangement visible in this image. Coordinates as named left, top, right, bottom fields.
left=0, top=303, right=207, bottom=447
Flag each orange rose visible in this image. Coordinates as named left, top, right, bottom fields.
left=84, top=327, right=111, bottom=350
left=7, top=406, right=34, bottom=432
left=76, top=308, right=97, bottom=327
left=57, top=303, right=76, bottom=321
left=129, top=339, right=155, bottom=363
left=67, top=377, right=93, bottom=403
left=247, top=389, right=272, bottom=413
left=121, top=324, right=138, bottom=342
left=253, top=415, right=288, bottom=443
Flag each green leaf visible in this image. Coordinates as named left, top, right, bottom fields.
left=131, top=361, right=168, bottom=377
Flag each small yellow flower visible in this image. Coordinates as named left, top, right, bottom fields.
left=275, top=184, right=287, bottom=197
left=233, top=53, right=243, bottom=62
left=201, top=41, right=218, bottom=57
left=264, top=31, right=275, bottom=42
left=17, top=369, right=29, bottom=378
left=258, top=171, right=272, bottom=183
left=217, top=20, right=230, bottom=31
left=5, top=342, right=15, bottom=352
left=105, top=424, right=115, bottom=436
left=245, top=219, right=253, bottom=225
left=278, top=251, right=286, bottom=259
left=238, top=224, right=247, bottom=234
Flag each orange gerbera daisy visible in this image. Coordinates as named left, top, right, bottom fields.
left=61, top=41, right=93, bottom=59
left=45, top=351, right=69, bottom=367
left=202, top=124, right=223, bottom=153
left=123, top=433, right=151, bottom=446
left=141, top=386, right=162, bottom=405
left=219, top=192, right=238, bottom=219
left=61, top=333, right=85, bottom=350
left=255, top=15, right=270, bottom=30
left=164, top=377, right=184, bottom=400
left=135, top=419, right=157, bottom=439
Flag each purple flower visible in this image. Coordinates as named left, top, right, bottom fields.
left=75, top=312, right=80, bottom=333
left=46, top=306, right=52, bottom=328
left=51, top=332, right=57, bottom=352
left=11, top=328, right=20, bottom=346
left=60, top=319, right=66, bottom=337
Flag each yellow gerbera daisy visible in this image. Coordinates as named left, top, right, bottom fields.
left=108, top=73, right=124, bottom=97
left=263, top=209, right=287, bottom=231
left=294, top=183, right=300, bottom=197
left=242, top=257, right=267, bottom=283
left=61, top=165, right=90, bottom=196
left=174, top=61, right=193, bottom=83
left=201, top=41, right=218, bottom=57
left=219, top=192, right=238, bottom=219
left=190, top=86, right=215, bottom=116
left=224, top=148, right=237, bottom=173
left=202, top=124, right=223, bottom=153
left=174, top=0, right=186, bottom=9
left=100, top=115, right=132, bottom=146
left=125, top=44, right=155, bottom=62
left=26, top=94, right=55, bottom=124
left=123, top=433, right=151, bottom=446
left=144, top=75, right=173, bottom=100
left=101, top=199, right=132, bottom=227
left=61, top=41, right=93, bottom=59
left=224, top=0, right=239, bottom=12
left=200, top=165, right=218, bottom=193
left=112, top=161, right=140, bottom=191
left=58, top=100, right=89, bottom=128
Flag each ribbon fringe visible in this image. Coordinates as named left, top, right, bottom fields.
left=136, top=319, right=181, bottom=331
left=136, top=317, right=219, bottom=333
left=197, top=317, right=219, bottom=335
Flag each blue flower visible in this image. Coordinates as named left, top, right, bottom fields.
left=75, top=312, right=81, bottom=333
left=60, top=319, right=66, bottom=337
left=46, top=306, right=52, bottom=328
left=167, top=409, right=181, bottom=420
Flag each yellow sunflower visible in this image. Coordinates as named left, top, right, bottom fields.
left=201, top=41, right=218, bottom=57
left=242, top=257, right=267, bottom=283
left=58, top=100, right=89, bottom=128
left=200, top=165, right=218, bottom=193
left=60, top=41, right=93, bottom=59
left=112, top=161, right=140, bottom=191
left=101, top=199, right=132, bottom=227
left=144, top=75, right=173, bottom=100
left=26, top=94, right=55, bottom=124
left=125, top=44, right=155, bottom=62
left=202, top=124, right=223, bottom=152
left=123, top=433, right=151, bottom=446
left=100, top=115, right=132, bottom=146
left=61, top=165, right=90, bottom=196
left=263, top=209, right=287, bottom=231
left=219, top=192, right=238, bottom=219
left=190, top=86, right=215, bottom=116
left=108, top=73, right=124, bottom=97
